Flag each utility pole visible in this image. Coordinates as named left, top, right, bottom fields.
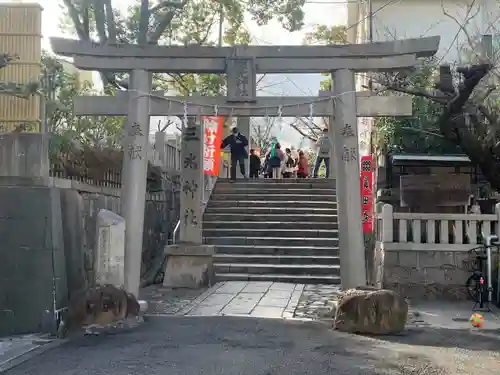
left=368, top=0, right=373, bottom=90
left=368, top=0, right=373, bottom=43
left=218, top=4, right=224, bottom=47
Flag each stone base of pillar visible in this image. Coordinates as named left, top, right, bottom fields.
left=163, top=243, right=215, bottom=288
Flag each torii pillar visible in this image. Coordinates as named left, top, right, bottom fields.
left=122, top=69, right=152, bottom=297
left=331, top=69, right=366, bottom=288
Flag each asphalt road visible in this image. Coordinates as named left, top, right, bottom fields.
left=5, top=316, right=500, bottom=375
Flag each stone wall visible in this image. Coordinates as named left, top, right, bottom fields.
left=374, top=245, right=500, bottom=301
left=57, top=175, right=180, bottom=296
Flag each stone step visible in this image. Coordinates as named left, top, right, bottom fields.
left=216, top=181, right=335, bottom=189
left=213, top=188, right=336, bottom=195
left=204, top=207, right=337, bottom=215
left=214, top=244, right=339, bottom=256
left=213, top=253, right=340, bottom=265
left=204, top=221, right=338, bottom=230
left=207, top=200, right=337, bottom=208
left=204, top=236, right=339, bottom=247
left=214, top=263, right=340, bottom=276
left=204, top=213, right=339, bottom=223
left=210, top=194, right=337, bottom=202
left=215, top=273, right=341, bottom=284
left=203, top=228, right=338, bottom=238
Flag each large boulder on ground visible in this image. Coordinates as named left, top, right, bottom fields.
left=58, top=284, right=141, bottom=337
left=333, top=287, right=408, bottom=335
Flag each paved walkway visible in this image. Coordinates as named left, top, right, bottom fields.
left=180, top=281, right=304, bottom=318
left=143, top=281, right=338, bottom=318
left=143, top=281, right=343, bottom=319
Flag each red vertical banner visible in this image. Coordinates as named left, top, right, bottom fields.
left=360, top=155, right=373, bottom=233
left=202, top=116, right=223, bottom=176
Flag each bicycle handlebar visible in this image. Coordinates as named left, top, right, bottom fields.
left=468, top=243, right=500, bottom=256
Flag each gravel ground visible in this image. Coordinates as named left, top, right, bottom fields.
left=139, top=286, right=207, bottom=315
left=293, top=284, right=341, bottom=318
left=4, top=316, right=499, bottom=375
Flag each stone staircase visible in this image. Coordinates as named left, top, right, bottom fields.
left=203, top=178, right=340, bottom=284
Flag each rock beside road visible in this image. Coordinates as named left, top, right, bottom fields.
left=334, top=287, right=408, bottom=335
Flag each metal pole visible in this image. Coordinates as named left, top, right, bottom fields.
left=485, top=234, right=497, bottom=304
left=121, top=69, right=152, bottom=297
left=39, top=94, right=46, bottom=134
left=497, top=245, right=500, bottom=305
left=331, top=68, right=367, bottom=289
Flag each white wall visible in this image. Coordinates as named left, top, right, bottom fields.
left=369, top=0, right=500, bottom=63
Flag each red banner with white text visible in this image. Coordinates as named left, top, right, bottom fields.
left=202, top=116, right=223, bottom=176
left=360, top=155, right=373, bottom=233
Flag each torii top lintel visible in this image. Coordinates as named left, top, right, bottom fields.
left=49, top=36, right=440, bottom=74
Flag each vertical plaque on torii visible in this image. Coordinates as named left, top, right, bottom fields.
left=226, top=57, right=257, bottom=102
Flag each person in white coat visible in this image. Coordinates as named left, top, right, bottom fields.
left=313, top=128, right=332, bottom=178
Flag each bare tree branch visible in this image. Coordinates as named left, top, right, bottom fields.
left=148, top=0, right=187, bottom=44
left=103, top=0, right=117, bottom=42
left=138, top=0, right=150, bottom=44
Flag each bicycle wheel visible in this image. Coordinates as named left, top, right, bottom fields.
left=466, top=274, right=480, bottom=302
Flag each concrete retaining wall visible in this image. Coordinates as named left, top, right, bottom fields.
left=58, top=176, right=180, bottom=297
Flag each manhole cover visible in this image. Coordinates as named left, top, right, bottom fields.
left=452, top=317, right=470, bottom=322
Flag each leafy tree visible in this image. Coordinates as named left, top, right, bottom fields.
left=60, top=0, right=307, bottom=95
left=372, top=61, right=461, bottom=154
left=42, top=51, right=124, bottom=155
left=302, top=24, right=346, bottom=91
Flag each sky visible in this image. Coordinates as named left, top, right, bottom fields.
left=11, top=0, right=347, bottom=147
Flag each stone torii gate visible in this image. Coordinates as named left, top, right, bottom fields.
left=51, top=36, right=439, bottom=295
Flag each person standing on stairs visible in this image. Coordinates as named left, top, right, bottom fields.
left=249, top=149, right=261, bottom=179
left=313, top=128, right=332, bottom=178
left=266, top=142, right=285, bottom=179
left=297, top=150, right=309, bottom=178
left=221, top=127, right=249, bottom=181
left=283, top=148, right=296, bottom=178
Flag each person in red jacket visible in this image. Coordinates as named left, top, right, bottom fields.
left=297, top=150, right=309, bottom=178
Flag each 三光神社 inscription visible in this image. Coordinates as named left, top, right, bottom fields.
left=182, top=179, right=199, bottom=199
left=183, top=152, right=198, bottom=169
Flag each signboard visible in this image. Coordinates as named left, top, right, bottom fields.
left=360, top=155, right=373, bottom=233
left=400, top=174, right=471, bottom=207
left=202, top=116, right=223, bottom=176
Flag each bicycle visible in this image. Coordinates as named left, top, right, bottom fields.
left=464, top=243, right=498, bottom=311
